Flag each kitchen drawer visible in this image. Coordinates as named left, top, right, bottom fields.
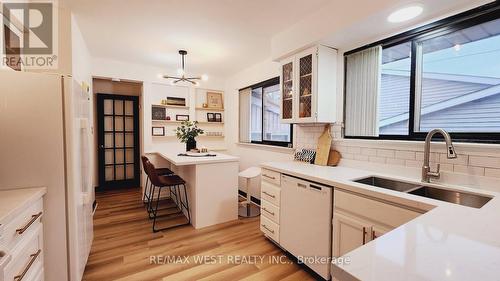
left=261, top=199, right=280, bottom=224
left=3, top=224, right=43, bottom=281
left=260, top=215, right=279, bottom=243
left=334, top=189, right=421, bottom=228
left=261, top=169, right=281, bottom=186
left=0, top=198, right=43, bottom=251
left=261, top=181, right=281, bottom=206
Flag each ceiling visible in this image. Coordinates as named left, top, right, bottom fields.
left=68, top=0, right=331, bottom=77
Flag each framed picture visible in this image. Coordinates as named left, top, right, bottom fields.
left=152, top=106, right=166, bottom=120
left=207, top=113, right=216, bottom=122
left=214, top=113, right=222, bottom=122
left=166, top=97, right=186, bottom=106
left=152, top=127, right=165, bottom=136
left=176, top=114, right=189, bottom=121
left=206, top=92, right=223, bottom=109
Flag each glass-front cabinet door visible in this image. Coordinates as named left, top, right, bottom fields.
left=296, top=48, right=316, bottom=122
left=281, top=57, right=294, bottom=122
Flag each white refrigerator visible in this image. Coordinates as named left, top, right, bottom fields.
left=0, top=70, right=94, bottom=281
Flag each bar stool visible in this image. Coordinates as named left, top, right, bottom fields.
left=141, top=156, right=174, bottom=204
left=238, top=167, right=261, bottom=217
left=144, top=160, right=191, bottom=232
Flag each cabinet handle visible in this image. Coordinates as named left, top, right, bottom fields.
left=262, top=224, right=275, bottom=234
left=262, top=174, right=276, bottom=180
left=262, top=207, right=275, bottom=216
left=362, top=227, right=367, bottom=244
left=16, top=212, right=42, bottom=235
left=297, top=183, right=307, bottom=188
left=13, top=249, right=41, bottom=281
left=372, top=230, right=377, bottom=240
left=262, top=191, right=275, bottom=198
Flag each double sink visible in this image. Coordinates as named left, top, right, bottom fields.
left=354, top=176, right=492, bottom=209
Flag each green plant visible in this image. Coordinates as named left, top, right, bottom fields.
left=175, top=121, right=204, bottom=143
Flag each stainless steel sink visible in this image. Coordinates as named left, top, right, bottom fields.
left=409, top=186, right=492, bottom=209
left=353, top=176, right=493, bottom=209
left=354, top=176, right=421, bottom=192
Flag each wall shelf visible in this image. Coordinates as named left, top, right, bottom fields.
left=152, top=104, right=190, bottom=109
left=152, top=120, right=183, bottom=124
left=195, top=107, right=224, bottom=112
left=196, top=121, right=224, bottom=125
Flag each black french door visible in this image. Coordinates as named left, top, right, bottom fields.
left=97, top=94, right=140, bottom=189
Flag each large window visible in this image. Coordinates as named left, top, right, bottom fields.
left=240, top=77, right=292, bottom=147
left=346, top=3, right=500, bottom=142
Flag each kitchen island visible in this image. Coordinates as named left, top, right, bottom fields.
left=147, top=150, right=239, bottom=229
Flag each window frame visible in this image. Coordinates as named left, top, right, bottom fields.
left=344, top=1, right=500, bottom=143
left=241, top=77, right=293, bottom=148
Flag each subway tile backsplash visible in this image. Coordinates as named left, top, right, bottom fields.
left=294, top=124, right=500, bottom=179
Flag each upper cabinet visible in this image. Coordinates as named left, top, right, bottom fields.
left=280, top=45, right=337, bottom=124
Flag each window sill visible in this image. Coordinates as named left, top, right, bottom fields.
left=236, top=142, right=295, bottom=154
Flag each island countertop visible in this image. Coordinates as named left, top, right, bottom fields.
left=148, top=149, right=239, bottom=166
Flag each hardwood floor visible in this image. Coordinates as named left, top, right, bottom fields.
left=83, top=188, right=317, bottom=281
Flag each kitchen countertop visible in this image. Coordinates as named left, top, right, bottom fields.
left=261, top=161, right=500, bottom=281
left=0, top=187, right=47, bottom=226
left=148, top=149, right=239, bottom=166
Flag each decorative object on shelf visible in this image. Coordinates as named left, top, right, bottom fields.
left=207, top=113, right=216, bottom=122
left=206, top=92, right=223, bottom=109
left=166, top=97, right=186, bottom=106
left=152, top=126, right=165, bottom=136
left=314, top=124, right=332, bottom=166
left=160, top=99, right=168, bottom=105
left=294, top=148, right=316, bottom=163
left=204, top=131, right=223, bottom=137
left=202, top=103, right=208, bottom=108
left=327, top=150, right=341, bottom=166
left=152, top=106, right=167, bottom=120
left=166, top=116, right=171, bottom=121
left=214, top=113, right=222, bottom=122
left=176, top=114, right=189, bottom=121
left=162, top=50, right=208, bottom=85
left=175, top=121, right=204, bottom=151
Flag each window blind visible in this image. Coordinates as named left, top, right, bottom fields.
left=239, top=87, right=252, bottom=143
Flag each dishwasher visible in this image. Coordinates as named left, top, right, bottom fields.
left=280, top=174, right=333, bottom=280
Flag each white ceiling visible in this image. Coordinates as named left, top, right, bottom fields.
left=68, top=0, right=331, bottom=77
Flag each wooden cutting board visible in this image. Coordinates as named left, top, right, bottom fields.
left=314, top=125, right=332, bottom=166
left=328, top=150, right=341, bottom=166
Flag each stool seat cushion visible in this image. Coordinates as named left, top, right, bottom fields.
left=238, top=167, right=261, bottom=179
left=158, top=175, right=185, bottom=186
left=156, top=168, right=174, bottom=176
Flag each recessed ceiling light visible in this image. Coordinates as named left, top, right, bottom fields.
left=387, top=5, right=423, bottom=23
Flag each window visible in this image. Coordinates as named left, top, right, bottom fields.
left=240, top=77, right=292, bottom=147
left=345, top=3, right=500, bottom=142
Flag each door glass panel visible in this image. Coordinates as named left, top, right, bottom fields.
left=114, top=100, right=123, bottom=115
left=125, top=117, right=134, bottom=131
left=125, top=133, right=134, bottom=147
left=115, top=133, right=124, bottom=148
left=105, top=166, right=114, bottom=181
left=104, top=116, right=113, bottom=131
left=115, top=149, right=124, bottom=164
left=282, top=62, right=293, bottom=119
left=125, top=148, right=134, bottom=163
left=299, top=54, right=312, bottom=118
left=126, top=164, right=134, bottom=179
left=115, top=165, right=124, bottom=180
left=104, top=99, right=113, bottom=114
left=104, top=133, right=114, bottom=148
left=114, top=116, right=124, bottom=131
left=125, top=101, right=133, bottom=115
left=105, top=150, right=114, bottom=164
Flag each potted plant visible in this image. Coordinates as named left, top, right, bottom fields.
left=175, top=121, right=204, bottom=151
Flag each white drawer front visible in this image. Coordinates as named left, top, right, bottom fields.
left=4, top=224, right=43, bottom=281
left=261, top=169, right=281, bottom=186
left=1, top=199, right=43, bottom=250
left=261, top=181, right=281, bottom=206
left=261, top=200, right=280, bottom=224
left=260, top=215, right=279, bottom=243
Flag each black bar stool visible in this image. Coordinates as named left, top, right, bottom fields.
left=141, top=156, right=174, bottom=204
left=144, top=159, right=191, bottom=232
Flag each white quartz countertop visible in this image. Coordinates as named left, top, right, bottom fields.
left=0, top=187, right=46, bottom=226
left=149, top=149, right=239, bottom=166
left=261, top=161, right=500, bottom=281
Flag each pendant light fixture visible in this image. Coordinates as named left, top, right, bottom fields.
left=163, top=50, right=208, bottom=85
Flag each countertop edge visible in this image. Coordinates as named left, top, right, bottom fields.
left=0, top=187, right=47, bottom=226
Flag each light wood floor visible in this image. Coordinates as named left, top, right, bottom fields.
left=83, top=188, right=316, bottom=281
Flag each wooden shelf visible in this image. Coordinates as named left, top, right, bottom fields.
left=195, top=107, right=224, bottom=112
left=196, top=121, right=224, bottom=125
left=152, top=104, right=190, bottom=109
left=152, top=120, right=183, bottom=124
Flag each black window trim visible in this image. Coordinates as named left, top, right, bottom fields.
left=344, top=1, right=500, bottom=144
left=240, top=76, right=293, bottom=148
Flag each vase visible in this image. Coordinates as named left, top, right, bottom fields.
left=186, top=137, right=197, bottom=151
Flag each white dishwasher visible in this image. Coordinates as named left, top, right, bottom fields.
left=280, top=174, right=333, bottom=280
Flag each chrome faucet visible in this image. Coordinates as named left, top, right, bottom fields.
left=422, top=129, right=457, bottom=183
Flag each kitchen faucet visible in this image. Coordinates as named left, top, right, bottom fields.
left=422, top=129, right=457, bottom=183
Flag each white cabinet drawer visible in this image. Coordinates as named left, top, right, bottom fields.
left=261, top=181, right=281, bottom=206
left=261, top=169, right=281, bottom=186
left=261, top=200, right=280, bottom=224
left=260, top=215, right=279, bottom=243
left=3, top=224, right=43, bottom=281
left=0, top=199, right=43, bottom=251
